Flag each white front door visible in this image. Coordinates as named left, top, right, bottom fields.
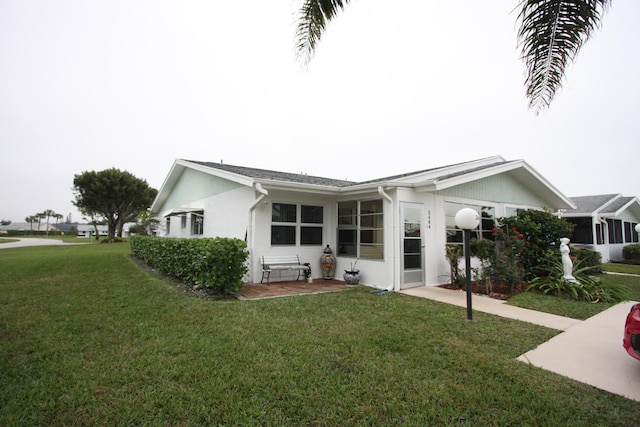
left=401, top=203, right=424, bottom=289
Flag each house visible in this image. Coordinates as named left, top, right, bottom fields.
left=561, top=194, right=640, bottom=262
left=151, top=156, right=575, bottom=291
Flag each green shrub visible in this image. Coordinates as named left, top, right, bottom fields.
left=623, top=244, right=640, bottom=264
left=130, top=236, right=248, bottom=294
left=499, top=210, right=575, bottom=279
left=527, top=258, right=627, bottom=303
left=572, top=247, right=602, bottom=273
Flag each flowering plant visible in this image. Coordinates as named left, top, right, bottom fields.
left=488, top=227, right=528, bottom=291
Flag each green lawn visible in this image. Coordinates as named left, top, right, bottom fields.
left=508, top=265, right=640, bottom=320
left=1, top=244, right=638, bottom=425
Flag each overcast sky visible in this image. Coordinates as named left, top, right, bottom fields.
left=1, top=1, right=638, bottom=222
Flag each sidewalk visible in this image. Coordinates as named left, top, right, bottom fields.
left=400, top=286, right=640, bottom=402
left=401, top=286, right=581, bottom=330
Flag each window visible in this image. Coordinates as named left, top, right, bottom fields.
left=596, top=223, right=605, bottom=245
left=505, top=207, right=527, bottom=217
left=445, top=202, right=495, bottom=244
left=607, top=219, right=623, bottom=244
left=337, top=199, right=384, bottom=259
left=166, top=218, right=171, bottom=235
left=181, top=215, right=187, bottom=229
left=569, top=217, right=593, bottom=244
left=271, top=203, right=323, bottom=246
left=271, top=203, right=296, bottom=245
left=301, top=205, right=323, bottom=245
left=191, top=212, right=204, bottom=235
left=624, top=221, right=639, bottom=243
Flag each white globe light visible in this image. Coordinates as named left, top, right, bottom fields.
left=635, top=223, right=640, bottom=234
left=455, top=208, right=480, bottom=230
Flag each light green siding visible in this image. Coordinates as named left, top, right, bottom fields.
left=159, top=168, right=243, bottom=212
left=436, top=174, right=549, bottom=207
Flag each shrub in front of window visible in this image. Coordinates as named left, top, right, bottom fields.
left=623, top=244, right=640, bottom=264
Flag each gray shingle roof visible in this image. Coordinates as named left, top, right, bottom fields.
left=565, top=194, right=620, bottom=215
left=186, top=160, right=357, bottom=187
left=186, top=157, right=510, bottom=188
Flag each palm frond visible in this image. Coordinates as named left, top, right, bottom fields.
left=295, top=0, right=351, bottom=65
left=517, top=0, right=610, bottom=113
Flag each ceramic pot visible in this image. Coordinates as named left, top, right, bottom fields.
left=343, top=270, right=360, bottom=285
left=320, top=245, right=336, bottom=279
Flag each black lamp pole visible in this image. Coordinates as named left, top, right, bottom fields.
left=464, top=228, right=473, bottom=321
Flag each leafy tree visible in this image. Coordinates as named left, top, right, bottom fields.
left=72, top=168, right=158, bottom=242
left=295, top=0, right=610, bottom=112
left=0, top=219, right=10, bottom=225
left=499, top=209, right=575, bottom=279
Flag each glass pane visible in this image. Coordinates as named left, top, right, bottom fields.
left=301, top=226, right=322, bottom=245
left=405, top=222, right=420, bottom=237
left=360, top=229, right=383, bottom=244
left=447, top=229, right=463, bottom=244
left=272, top=203, right=296, bottom=223
left=404, top=239, right=421, bottom=254
left=360, top=244, right=383, bottom=259
left=337, top=229, right=357, bottom=256
left=404, top=254, right=421, bottom=269
left=271, top=225, right=295, bottom=245
left=302, top=205, right=323, bottom=224
left=361, top=214, right=383, bottom=228
left=360, top=199, right=382, bottom=215
left=338, top=201, right=358, bottom=226
left=404, top=207, right=421, bottom=223
left=445, top=202, right=462, bottom=217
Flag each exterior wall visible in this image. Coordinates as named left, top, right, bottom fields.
left=248, top=189, right=395, bottom=288
left=160, top=186, right=255, bottom=239
left=249, top=190, right=338, bottom=284
left=436, top=174, right=551, bottom=208
left=159, top=167, right=243, bottom=213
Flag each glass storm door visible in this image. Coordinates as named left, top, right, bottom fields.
left=402, top=203, right=424, bottom=287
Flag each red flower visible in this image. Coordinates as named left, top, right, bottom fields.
left=511, top=227, right=517, bottom=231
left=517, top=233, right=523, bottom=239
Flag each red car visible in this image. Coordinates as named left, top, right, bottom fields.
left=623, top=303, right=640, bottom=360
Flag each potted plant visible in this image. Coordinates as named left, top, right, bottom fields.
left=343, top=259, right=360, bottom=285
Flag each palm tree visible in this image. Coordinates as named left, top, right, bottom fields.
left=25, top=216, right=36, bottom=233
left=295, top=0, right=611, bottom=113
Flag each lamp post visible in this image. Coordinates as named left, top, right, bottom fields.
left=455, top=208, right=480, bottom=321
left=635, top=224, right=640, bottom=243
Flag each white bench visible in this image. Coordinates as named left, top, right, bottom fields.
left=260, top=255, right=311, bottom=284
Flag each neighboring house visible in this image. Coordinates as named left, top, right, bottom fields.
left=0, top=221, right=60, bottom=233
left=562, top=194, right=640, bottom=262
left=151, top=156, right=575, bottom=291
left=76, top=224, right=109, bottom=237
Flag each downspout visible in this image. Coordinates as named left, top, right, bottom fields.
left=248, top=183, right=268, bottom=282
left=378, top=186, right=396, bottom=292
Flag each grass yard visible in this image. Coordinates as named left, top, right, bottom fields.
left=508, top=265, right=640, bottom=320
left=1, top=244, right=638, bottom=425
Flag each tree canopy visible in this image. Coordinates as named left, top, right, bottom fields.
left=72, top=168, right=157, bottom=241
left=295, top=0, right=611, bottom=113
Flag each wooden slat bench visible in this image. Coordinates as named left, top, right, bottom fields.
left=260, top=255, right=311, bottom=284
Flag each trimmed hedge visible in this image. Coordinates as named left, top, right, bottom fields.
left=130, top=235, right=248, bottom=294
left=623, top=244, right=640, bottom=264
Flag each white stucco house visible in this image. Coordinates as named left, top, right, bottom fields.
left=561, top=194, right=640, bottom=262
left=151, top=156, right=575, bottom=291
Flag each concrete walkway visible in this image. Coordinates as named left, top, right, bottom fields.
left=400, top=286, right=640, bottom=402
left=0, top=238, right=78, bottom=249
